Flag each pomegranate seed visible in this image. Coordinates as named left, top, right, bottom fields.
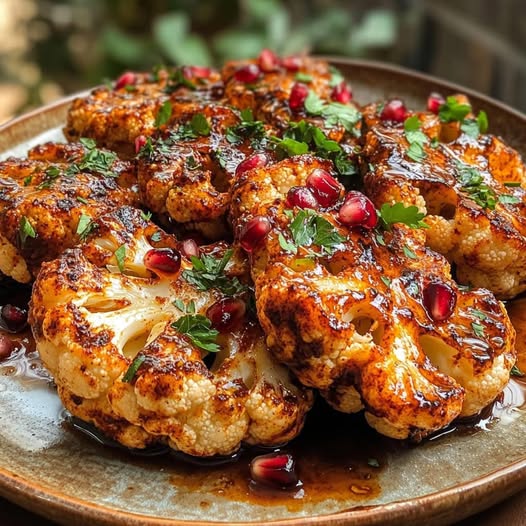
left=239, top=216, right=271, bottom=252
left=115, top=71, right=136, bottom=90
left=286, top=186, right=319, bottom=209
left=289, top=83, right=309, bottom=111
left=331, top=81, right=352, bottom=103
left=234, top=64, right=261, bottom=83
left=423, top=282, right=456, bottom=322
left=258, top=49, right=280, bottom=72
left=144, top=248, right=181, bottom=276
left=134, top=135, right=147, bottom=154
left=306, top=169, right=342, bottom=208
left=180, top=239, right=200, bottom=259
left=250, top=453, right=299, bottom=489
left=427, top=92, right=445, bottom=114
left=207, top=298, right=246, bottom=332
left=282, top=56, right=302, bottom=72
left=338, top=191, right=378, bottom=229
left=380, top=99, right=407, bottom=123
left=235, top=153, right=269, bottom=177
left=0, top=334, right=15, bottom=361
left=186, top=65, right=211, bottom=79
left=1, top=304, right=28, bottom=332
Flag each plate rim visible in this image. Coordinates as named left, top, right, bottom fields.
left=0, top=57, right=525, bottom=525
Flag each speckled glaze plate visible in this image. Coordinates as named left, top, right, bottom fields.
left=0, top=59, right=526, bottom=526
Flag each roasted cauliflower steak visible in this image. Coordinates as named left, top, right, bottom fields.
left=230, top=154, right=516, bottom=440
left=361, top=98, right=526, bottom=299
left=29, top=206, right=313, bottom=456
left=0, top=141, right=138, bottom=283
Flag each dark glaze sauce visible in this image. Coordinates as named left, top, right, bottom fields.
left=1, top=279, right=525, bottom=509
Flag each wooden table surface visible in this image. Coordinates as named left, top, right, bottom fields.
left=1, top=488, right=525, bottom=525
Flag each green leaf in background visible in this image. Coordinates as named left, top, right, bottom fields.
left=101, top=26, right=153, bottom=65
left=213, top=31, right=268, bottom=61
left=349, top=9, right=396, bottom=53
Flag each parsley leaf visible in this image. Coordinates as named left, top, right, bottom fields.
left=71, top=138, right=118, bottom=178
left=504, top=182, right=521, bottom=187
left=471, top=321, right=485, bottom=338
left=182, top=249, right=247, bottom=296
left=154, top=100, right=173, bottom=127
left=438, top=96, right=472, bottom=123
left=511, top=364, right=525, bottom=377
left=295, top=72, right=313, bottom=83
left=226, top=109, right=266, bottom=145
left=282, top=209, right=345, bottom=256
left=172, top=300, right=220, bottom=352
left=37, top=166, right=61, bottom=189
left=190, top=113, right=211, bottom=136
left=378, top=202, right=429, bottom=229
left=381, top=276, right=392, bottom=287
left=498, top=194, right=521, bottom=205
left=456, top=162, right=497, bottom=210
left=470, top=308, right=487, bottom=321
left=304, top=91, right=361, bottom=134
left=18, top=216, right=36, bottom=246
left=477, top=110, right=489, bottom=133
left=122, top=354, right=146, bottom=383
left=403, top=245, right=418, bottom=259
left=404, top=116, right=428, bottom=162
left=114, top=245, right=126, bottom=273
left=76, top=213, right=97, bottom=241
left=328, top=66, right=344, bottom=88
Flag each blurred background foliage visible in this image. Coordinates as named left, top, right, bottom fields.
left=0, top=0, right=525, bottom=122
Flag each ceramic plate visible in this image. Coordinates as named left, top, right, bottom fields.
left=0, top=59, right=525, bottom=526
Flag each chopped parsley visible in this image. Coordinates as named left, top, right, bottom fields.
left=163, top=67, right=198, bottom=93
left=469, top=308, right=487, bottom=321
left=182, top=249, right=247, bottom=296
left=186, top=155, right=201, bottom=170
left=122, top=354, right=146, bottom=383
left=438, top=96, right=472, bottom=123
left=471, top=321, right=485, bottom=338
left=141, top=210, right=153, bottom=221
left=378, top=202, right=428, bottom=230
left=173, top=113, right=211, bottom=140
left=455, top=162, right=497, bottom=210
left=226, top=108, right=266, bottom=146
left=273, top=120, right=356, bottom=177
left=304, top=90, right=361, bottom=134
left=37, top=166, right=61, bottom=189
left=498, top=194, right=521, bottom=205
left=504, top=182, right=521, bottom=188
left=295, top=72, right=313, bottom=83
left=380, top=276, right=392, bottom=287
left=460, top=111, right=489, bottom=139
left=69, top=138, right=118, bottom=178
left=23, top=175, right=32, bottom=186
left=279, top=209, right=345, bottom=257
left=76, top=196, right=89, bottom=205
left=403, top=115, right=428, bottom=162
left=511, top=364, right=525, bottom=377
left=403, top=245, right=417, bottom=259
left=76, top=213, right=97, bottom=241
left=328, top=66, right=344, bottom=88
left=114, top=245, right=126, bottom=272
left=154, top=100, right=173, bottom=127
left=18, top=216, right=36, bottom=246
left=150, top=231, right=162, bottom=242
left=172, top=300, right=220, bottom=352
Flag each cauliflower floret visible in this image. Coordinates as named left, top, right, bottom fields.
left=0, top=142, right=138, bottom=283
left=361, top=100, right=526, bottom=299
left=64, top=67, right=223, bottom=156
left=230, top=155, right=516, bottom=441
left=29, top=206, right=312, bottom=456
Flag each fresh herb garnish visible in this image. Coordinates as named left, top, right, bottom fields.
left=23, top=175, right=32, bottom=186
left=154, top=100, right=173, bottom=127
left=69, top=138, right=118, bottom=178
left=470, top=308, right=488, bottom=321
left=76, top=213, right=97, bottom=241
left=511, top=364, right=525, bottom=377
left=504, top=182, right=521, bottom=187
left=328, top=66, right=344, bottom=88
left=77, top=196, right=89, bottom=205
left=273, top=120, right=356, bottom=177
left=150, top=231, right=162, bottom=242
left=280, top=209, right=345, bottom=257
left=472, top=321, right=485, bottom=338
left=380, top=276, right=392, bottom=287
left=37, top=166, right=61, bottom=189
left=456, top=162, right=497, bottom=210
left=498, top=194, right=521, bottom=205
left=367, top=458, right=380, bottom=468
left=114, top=245, right=126, bottom=272
left=295, top=72, right=313, bottom=83
left=304, top=90, right=361, bottom=134
left=403, top=115, right=428, bottom=162
left=163, top=67, right=197, bottom=93
left=182, top=249, right=247, bottom=296
left=378, top=202, right=428, bottom=230
left=186, top=155, right=201, bottom=170
left=460, top=110, right=489, bottom=138
left=438, top=96, right=472, bottom=123
left=403, top=245, right=417, bottom=259
left=172, top=300, right=220, bottom=352
left=122, top=354, right=146, bottom=383
left=189, top=113, right=211, bottom=136
left=141, top=210, right=152, bottom=221
left=226, top=108, right=266, bottom=146
left=18, top=216, right=36, bottom=246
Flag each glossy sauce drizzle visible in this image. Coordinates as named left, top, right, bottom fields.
left=1, top=280, right=525, bottom=509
